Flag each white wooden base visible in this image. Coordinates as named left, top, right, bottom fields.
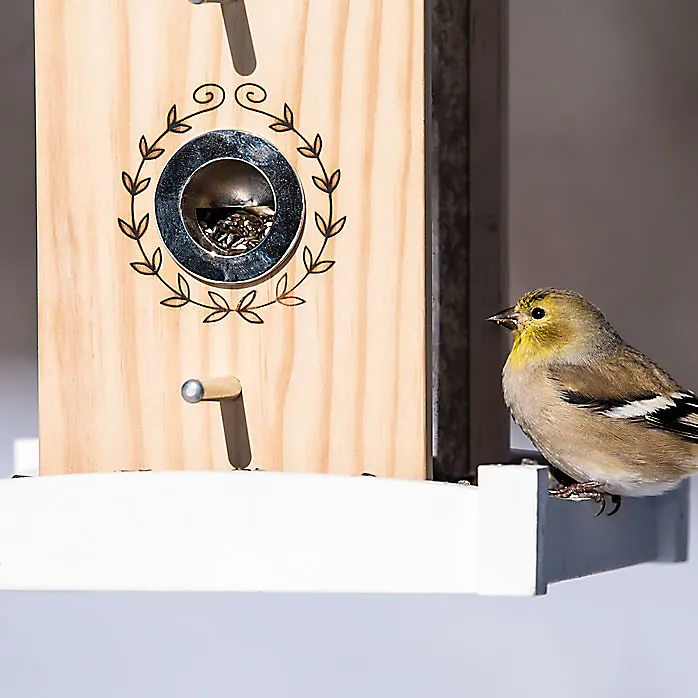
left=0, top=464, right=688, bottom=595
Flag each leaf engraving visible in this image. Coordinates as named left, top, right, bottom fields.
left=151, top=248, right=162, bottom=274
left=277, top=296, right=306, bottom=307
left=130, top=261, right=156, bottom=276
left=237, top=308, right=264, bottom=324
left=310, top=259, right=335, bottom=274
left=297, top=145, right=317, bottom=158
left=327, top=169, right=341, bottom=192
left=145, top=147, right=164, bottom=160
left=161, top=296, right=189, bottom=308
left=177, top=273, right=191, bottom=300
left=170, top=122, right=191, bottom=134
left=118, top=218, right=137, bottom=240
left=208, top=291, right=230, bottom=310
left=325, top=216, right=346, bottom=238
left=122, top=171, right=135, bottom=194
left=134, top=178, right=151, bottom=195
left=283, top=103, right=294, bottom=129
left=270, top=122, right=292, bottom=132
left=312, top=175, right=330, bottom=194
left=314, top=213, right=328, bottom=236
left=204, top=309, right=230, bottom=324
left=302, top=246, right=313, bottom=273
left=236, top=289, right=257, bottom=312
left=136, top=214, right=149, bottom=239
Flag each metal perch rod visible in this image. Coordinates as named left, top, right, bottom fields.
left=181, top=376, right=243, bottom=403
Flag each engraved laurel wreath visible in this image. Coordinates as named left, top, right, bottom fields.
left=118, top=82, right=345, bottom=324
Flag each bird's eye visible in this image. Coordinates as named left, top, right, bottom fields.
left=531, top=307, right=546, bottom=320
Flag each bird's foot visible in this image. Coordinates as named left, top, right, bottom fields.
left=549, top=481, right=622, bottom=516
left=550, top=480, right=604, bottom=502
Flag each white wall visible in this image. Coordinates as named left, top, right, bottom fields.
left=508, top=0, right=698, bottom=384
left=2, top=1, right=698, bottom=697
left=509, top=0, right=698, bottom=451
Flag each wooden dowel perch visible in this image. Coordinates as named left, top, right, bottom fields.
left=181, top=376, right=243, bottom=404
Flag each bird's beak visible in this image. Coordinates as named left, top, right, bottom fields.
left=487, top=307, right=520, bottom=331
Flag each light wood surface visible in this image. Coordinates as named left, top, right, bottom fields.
left=36, top=0, right=427, bottom=477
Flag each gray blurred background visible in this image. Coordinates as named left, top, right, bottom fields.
left=3, top=1, right=698, bottom=696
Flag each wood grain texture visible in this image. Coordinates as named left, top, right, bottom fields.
left=36, top=0, right=427, bottom=478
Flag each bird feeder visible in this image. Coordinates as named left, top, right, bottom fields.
left=34, top=0, right=509, bottom=480
left=7, top=0, right=686, bottom=596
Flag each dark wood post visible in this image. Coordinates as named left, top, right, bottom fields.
left=430, top=0, right=511, bottom=481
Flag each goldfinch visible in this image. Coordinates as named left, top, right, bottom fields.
left=488, top=288, right=698, bottom=515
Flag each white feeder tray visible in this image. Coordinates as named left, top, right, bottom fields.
left=0, top=447, right=688, bottom=596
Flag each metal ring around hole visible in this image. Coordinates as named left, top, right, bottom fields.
left=155, top=129, right=305, bottom=288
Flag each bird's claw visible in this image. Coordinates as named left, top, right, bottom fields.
left=549, top=481, right=622, bottom=516
left=607, top=494, right=622, bottom=516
